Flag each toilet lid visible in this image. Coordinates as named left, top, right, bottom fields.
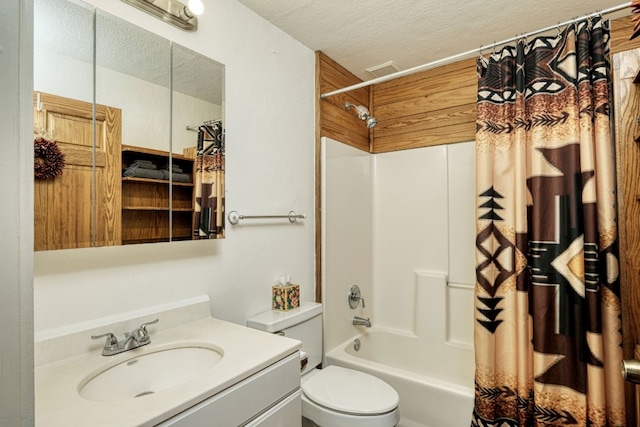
left=302, top=366, right=399, bottom=415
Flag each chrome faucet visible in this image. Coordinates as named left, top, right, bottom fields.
left=91, top=319, right=159, bottom=356
left=352, top=315, right=371, bottom=327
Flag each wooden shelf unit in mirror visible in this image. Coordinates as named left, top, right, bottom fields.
left=121, top=145, right=195, bottom=244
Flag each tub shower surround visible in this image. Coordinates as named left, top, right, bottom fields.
left=327, top=272, right=474, bottom=427
left=321, top=138, right=476, bottom=426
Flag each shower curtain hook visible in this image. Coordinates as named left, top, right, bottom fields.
left=516, top=33, right=527, bottom=46
left=591, top=10, right=603, bottom=28
left=479, top=45, right=489, bottom=67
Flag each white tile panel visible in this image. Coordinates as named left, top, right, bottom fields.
left=321, top=138, right=374, bottom=352
left=373, top=146, right=449, bottom=332
left=447, top=141, right=476, bottom=286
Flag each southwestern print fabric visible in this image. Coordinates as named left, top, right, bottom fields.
left=193, top=152, right=225, bottom=238
left=472, top=18, right=625, bottom=426
left=193, top=122, right=225, bottom=239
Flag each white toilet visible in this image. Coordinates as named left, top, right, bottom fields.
left=247, top=302, right=400, bottom=427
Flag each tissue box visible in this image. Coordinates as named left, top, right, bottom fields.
left=272, top=284, right=300, bottom=311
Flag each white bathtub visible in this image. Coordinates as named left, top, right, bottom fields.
left=325, top=329, right=474, bottom=427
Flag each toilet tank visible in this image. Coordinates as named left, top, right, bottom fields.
left=247, top=302, right=323, bottom=375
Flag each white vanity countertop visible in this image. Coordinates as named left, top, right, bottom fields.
left=35, top=316, right=301, bottom=427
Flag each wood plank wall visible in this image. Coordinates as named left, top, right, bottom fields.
left=317, top=51, right=371, bottom=152
left=613, top=47, right=640, bottom=427
left=612, top=15, right=640, bottom=54
left=371, top=58, right=476, bottom=153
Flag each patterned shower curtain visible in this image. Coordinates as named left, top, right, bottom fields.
left=472, top=18, right=625, bottom=426
left=193, top=122, right=225, bottom=239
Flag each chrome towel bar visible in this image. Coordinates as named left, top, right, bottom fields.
left=227, top=210, right=306, bottom=225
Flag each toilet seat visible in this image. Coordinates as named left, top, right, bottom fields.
left=302, top=366, right=399, bottom=415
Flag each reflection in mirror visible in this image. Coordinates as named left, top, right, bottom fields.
left=96, top=10, right=173, bottom=245
left=33, top=0, right=95, bottom=251
left=96, top=10, right=172, bottom=153
left=172, top=45, right=226, bottom=239
left=33, top=0, right=226, bottom=250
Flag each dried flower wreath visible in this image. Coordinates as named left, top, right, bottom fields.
left=34, top=136, right=66, bottom=180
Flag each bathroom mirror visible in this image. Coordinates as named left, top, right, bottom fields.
left=96, top=9, right=173, bottom=244
left=171, top=45, right=226, bottom=240
left=33, top=0, right=226, bottom=250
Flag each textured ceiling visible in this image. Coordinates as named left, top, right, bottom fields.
left=235, top=0, right=631, bottom=81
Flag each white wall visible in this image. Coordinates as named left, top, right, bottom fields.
left=32, top=0, right=316, bottom=335
left=322, top=138, right=476, bottom=382
left=373, top=143, right=476, bottom=338
left=1, top=0, right=34, bottom=425
left=372, top=146, right=450, bottom=331
left=321, top=138, right=373, bottom=352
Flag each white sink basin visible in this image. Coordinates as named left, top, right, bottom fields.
left=79, top=345, right=223, bottom=401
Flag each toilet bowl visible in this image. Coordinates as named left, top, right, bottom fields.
left=301, top=366, right=399, bottom=427
left=247, top=302, right=400, bottom=427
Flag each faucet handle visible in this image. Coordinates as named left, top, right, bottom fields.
left=131, top=319, right=159, bottom=344
left=91, top=332, right=118, bottom=349
left=140, top=318, right=159, bottom=334
left=348, top=285, right=366, bottom=309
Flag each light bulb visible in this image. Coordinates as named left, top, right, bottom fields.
left=187, top=0, right=204, bottom=16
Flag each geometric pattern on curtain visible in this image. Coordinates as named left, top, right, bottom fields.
left=193, top=122, right=225, bottom=239
left=472, top=17, right=625, bottom=426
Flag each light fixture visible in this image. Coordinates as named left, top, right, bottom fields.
left=345, top=102, right=377, bottom=129
left=120, top=0, right=202, bottom=31
left=187, top=0, right=204, bottom=16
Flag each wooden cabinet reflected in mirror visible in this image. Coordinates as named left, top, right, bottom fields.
left=33, top=92, right=122, bottom=251
left=33, top=0, right=225, bottom=251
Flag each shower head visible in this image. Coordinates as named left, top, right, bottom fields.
left=365, top=115, right=378, bottom=129
left=345, top=102, right=377, bottom=129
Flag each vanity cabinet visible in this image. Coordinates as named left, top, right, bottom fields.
left=121, top=145, right=195, bottom=244
left=34, top=298, right=303, bottom=427
left=157, top=352, right=301, bottom=427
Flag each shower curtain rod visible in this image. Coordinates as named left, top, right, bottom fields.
left=185, top=119, right=222, bottom=132
left=320, top=2, right=631, bottom=99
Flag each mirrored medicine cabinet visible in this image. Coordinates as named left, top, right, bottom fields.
left=33, top=0, right=225, bottom=251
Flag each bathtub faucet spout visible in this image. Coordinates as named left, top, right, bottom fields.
left=352, top=315, right=371, bottom=327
